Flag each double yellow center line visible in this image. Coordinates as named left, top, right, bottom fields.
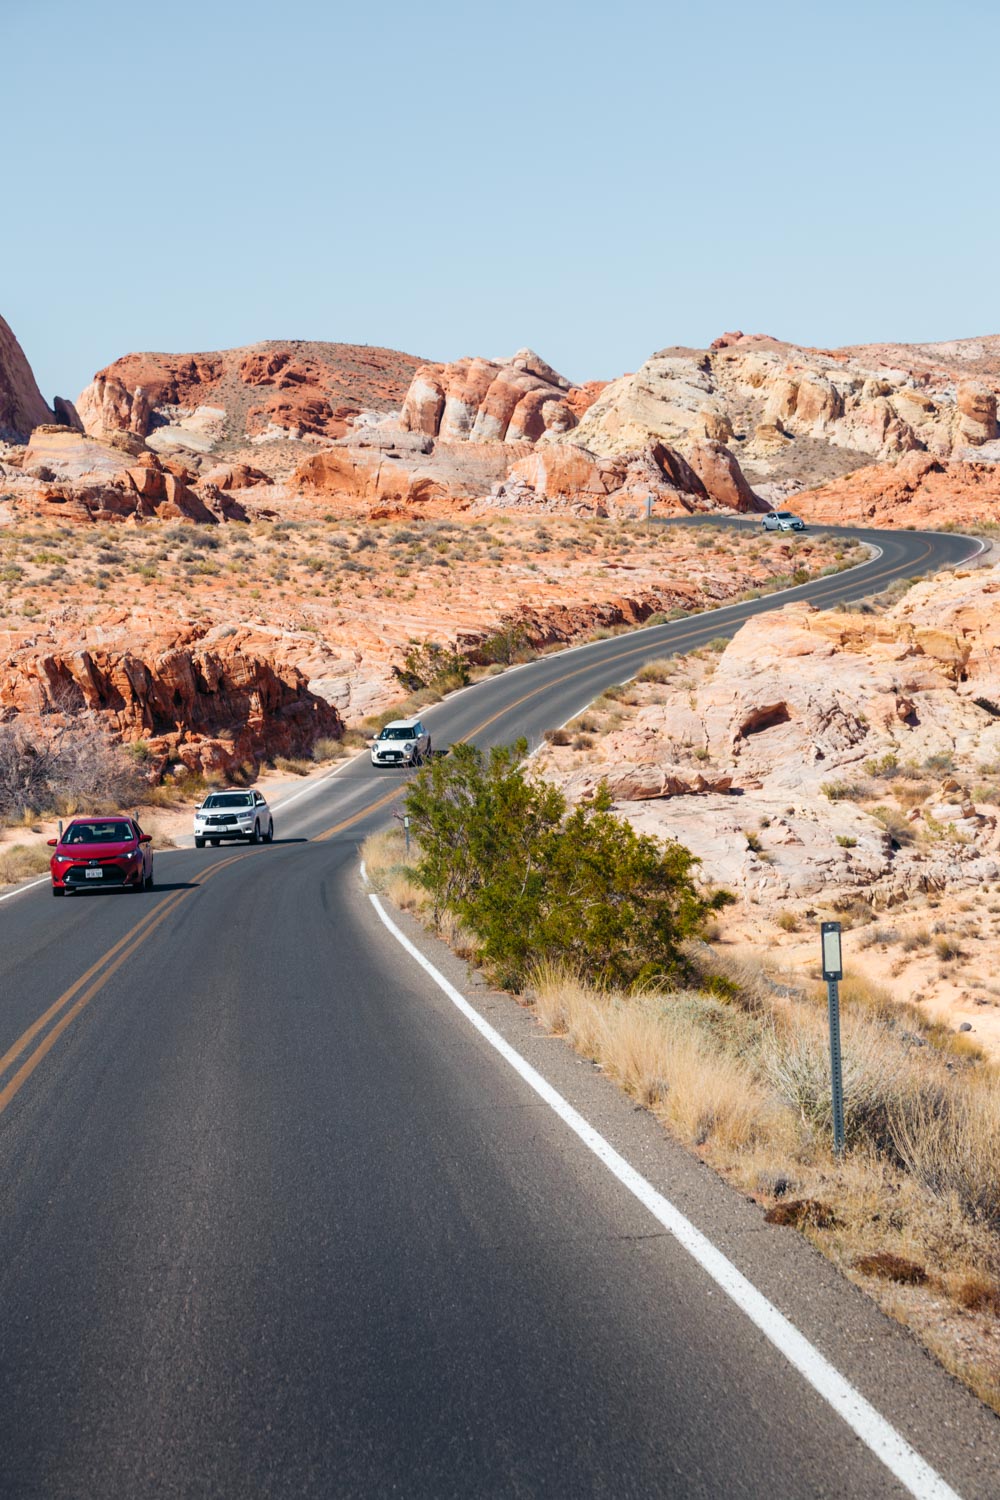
left=0, top=853, right=245, bottom=1118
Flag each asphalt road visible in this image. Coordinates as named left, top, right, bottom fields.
left=1, top=520, right=996, bottom=1498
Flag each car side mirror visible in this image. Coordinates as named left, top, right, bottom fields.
left=47, top=838, right=57, bottom=847
left=139, top=833, right=152, bottom=844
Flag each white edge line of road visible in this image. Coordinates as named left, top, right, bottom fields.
left=362, top=872, right=962, bottom=1500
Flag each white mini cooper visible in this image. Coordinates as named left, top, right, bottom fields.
left=370, top=718, right=432, bottom=768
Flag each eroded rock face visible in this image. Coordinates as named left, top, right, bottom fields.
left=538, top=569, right=1000, bottom=908
left=292, top=437, right=519, bottom=517
left=6, top=429, right=248, bottom=524
left=0, top=313, right=54, bottom=441
left=0, top=620, right=343, bottom=776
left=400, top=349, right=581, bottom=444
left=490, top=437, right=767, bottom=517
left=77, top=342, right=427, bottom=449
left=794, top=452, right=1000, bottom=527
left=564, top=332, right=1000, bottom=506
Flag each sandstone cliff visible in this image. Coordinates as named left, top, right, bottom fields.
left=0, top=313, right=54, bottom=441
left=794, top=452, right=1000, bottom=528
left=0, top=618, right=343, bottom=777
left=566, top=332, right=1000, bottom=506
left=77, top=340, right=427, bottom=452
left=539, top=565, right=1000, bottom=912
left=400, top=348, right=583, bottom=444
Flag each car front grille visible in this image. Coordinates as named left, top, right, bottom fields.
left=65, top=865, right=125, bottom=886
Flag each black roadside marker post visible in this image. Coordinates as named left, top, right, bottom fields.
left=821, top=921, right=846, bottom=1157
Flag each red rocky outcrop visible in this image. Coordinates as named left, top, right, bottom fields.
left=0, top=313, right=54, bottom=440
left=400, top=349, right=581, bottom=444
left=1, top=621, right=343, bottom=776
left=77, top=341, right=427, bottom=446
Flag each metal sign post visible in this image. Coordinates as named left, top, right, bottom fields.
left=821, top=921, right=845, bottom=1157
left=403, top=815, right=411, bottom=859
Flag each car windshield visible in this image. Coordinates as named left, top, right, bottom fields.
left=202, top=793, right=254, bottom=808
left=775, top=513, right=793, bottom=519
left=65, top=821, right=134, bottom=844
left=380, top=727, right=416, bottom=740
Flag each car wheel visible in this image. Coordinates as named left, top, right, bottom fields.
left=145, top=867, right=154, bottom=890
left=426, top=738, right=432, bottom=757
left=210, top=838, right=220, bottom=847
left=265, top=821, right=274, bottom=843
left=195, top=836, right=205, bottom=849
left=250, top=822, right=260, bottom=844
left=51, top=885, right=63, bottom=898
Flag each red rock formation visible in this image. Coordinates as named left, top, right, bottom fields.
left=685, top=440, right=765, bottom=511
left=400, top=349, right=580, bottom=444
left=564, top=381, right=609, bottom=418
left=77, top=341, right=427, bottom=445
left=957, top=381, right=998, bottom=446
left=10, top=444, right=248, bottom=525
left=292, top=438, right=517, bottom=517
left=200, top=462, right=273, bottom=490
left=794, top=453, right=1000, bottom=527
left=495, top=439, right=764, bottom=516
left=1, top=622, right=343, bottom=776
left=0, top=313, right=54, bottom=440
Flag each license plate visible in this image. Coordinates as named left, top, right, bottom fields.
left=85, top=868, right=102, bottom=880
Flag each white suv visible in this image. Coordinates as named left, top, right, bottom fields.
left=194, top=789, right=274, bottom=846
left=761, top=511, right=806, bottom=531
left=370, top=718, right=432, bottom=768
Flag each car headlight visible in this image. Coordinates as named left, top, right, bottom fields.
left=53, top=854, right=71, bottom=863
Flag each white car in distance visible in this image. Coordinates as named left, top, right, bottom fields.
left=761, top=510, right=806, bottom=532
left=370, top=718, right=432, bottom=768
left=194, top=789, right=274, bottom=846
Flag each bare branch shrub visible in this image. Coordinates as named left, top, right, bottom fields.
left=0, top=714, right=145, bottom=823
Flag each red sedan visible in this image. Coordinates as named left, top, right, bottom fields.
left=48, top=816, right=154, bottom=897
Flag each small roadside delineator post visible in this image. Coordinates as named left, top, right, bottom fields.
left=821, top=921, right=846, bottom=1157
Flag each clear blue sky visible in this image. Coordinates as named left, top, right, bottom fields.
left=4, top=0, right=998, bottom=402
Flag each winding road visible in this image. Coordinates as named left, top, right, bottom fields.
left=1, top=520, right=997, bottom=1498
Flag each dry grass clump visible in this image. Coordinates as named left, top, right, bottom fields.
left=635, top=659, right=675, bottom=683
left=531, top=963, right=794, bottom=1156
left=891, top=1079, right=1000, bottom=1235
left=0, top=842, right=51, bottom=887
left=272, top=755, right=312, bottom=776
left=360, top=828, right=426, bottom=913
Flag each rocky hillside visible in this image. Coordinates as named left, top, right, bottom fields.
left=536, top=558, right=1000, bottom=1050
left=795, top=453, right=1000, bottom=528
left=293, top=349, right=765, bottom=519
left=77, top=340, right=428, bottom=452
left=567, top=331, right=1000, bottom=506
left=7, top=310, right=1000, bottom=527
left=0, top=314, right=54, bottom=441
